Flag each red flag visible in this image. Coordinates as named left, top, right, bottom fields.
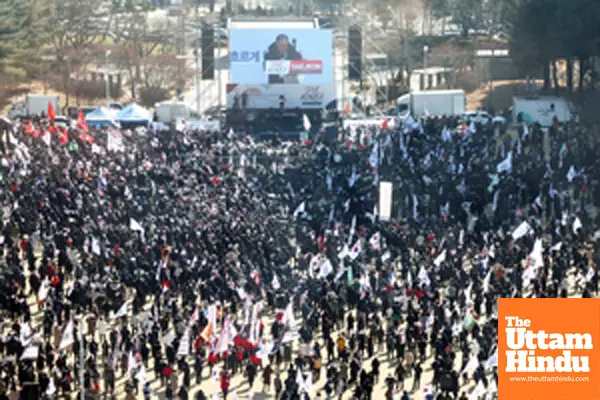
left=47, top=102, right=56, bottom=123
left=77, top=109, right=88, bottom=132
left=57, top=127, right=68, bottom=145
left=81, top=132, right=94, bottom=144
left=343, top=103, right=351, bottom=115
left=24, top=122, right=33, bottom=135
left=382, top=119, right=389, bottom=129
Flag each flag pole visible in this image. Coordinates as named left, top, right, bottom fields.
left=79, top=316, right=85, bottom=400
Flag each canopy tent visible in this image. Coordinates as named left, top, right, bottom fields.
left=116, top=103, right=152, bottom=126
left=85, top=107, right=118, bottom=127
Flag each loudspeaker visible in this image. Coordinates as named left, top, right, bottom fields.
left=201, top=27, right=215, bottom=80
left=348, top=25, right=362, bottom=81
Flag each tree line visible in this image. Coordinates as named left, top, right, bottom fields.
left=0, top=0, right=192, bottom=108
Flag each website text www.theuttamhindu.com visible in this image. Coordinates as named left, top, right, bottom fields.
left=509, top=376, right=590, bottom=383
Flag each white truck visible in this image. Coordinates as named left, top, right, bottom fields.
left=7, top=95, right=59, bottom=118
left=396, top=89, right=466, bottom=117
left=512, top=96, right=573, bottom=127
left=154, top=101, right=191, bottom=123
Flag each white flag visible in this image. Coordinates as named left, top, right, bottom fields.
left=114, top=300, right=130, bottom=320
left=434, top=249, right=446, bottom=267
left=282, top=301, right=296, bottom=329
left=42, top=131, right=51, bottom=147
left=461, top=353, right=479, bottom=375
left=256, top=341, right=274, bottom=359
left=38, top=279, right=49, bottom=302
left=369, top=141, right=379, bottom=168
left=511, top=221, right=532, bottom=240
left=586, top=266, right=595, bottom=282
left=293, top=202, right=305, bottom=219
left=567, top=165, right=577, bottom=182
left=496, top=151, right=513, bottom=173
left=302, top=114, right=311, bottom=131
left=470, top=381, right=487, bottom=400
left=550, top=242, right=563, bottom=251
left=127, top=351, right=137, bottom=377
left=296, top=369, right=306, bottom=393
left=135, top=364, right=147, bottom=385
left=272, top=274, right=281, bottom=290
left=59, top=320, right=74, bottom=350
left=91, top=237, right=101, bottom=255
left=302, top=370, right=313, bottom=393
left=418, top=266, right=431, bottom=287
left=215, top=318, right=231, bottom=354
left=485, top=348, right=498, bottom=369
left=46, top=378, right=56, bottom=395
left=412, top=195, right=419, bottom=219
left=483, top=268, right=492, bottom=293
left=573, top=217, right=583, bottom=234
left=177, top=327, right=191, bottom=357
left=348, top=215, right=357, bottom=244
left=320, top=258, right=333, bottom=279
left=348, top=170, right=359, bottom=188
left=130, top=218, right=144, bottom=232
left=529, top=238, right=544, bottom=270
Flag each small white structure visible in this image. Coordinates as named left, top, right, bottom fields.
left=409, top=67, right=452, bottom=92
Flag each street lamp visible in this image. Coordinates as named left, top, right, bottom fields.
left=105, top=50, right=111, bottom=107
left=176, top=54, right=201, bottom=115
left=41, top=55, right=57, bottom=95
left=423, top=45, right=429, bottom=89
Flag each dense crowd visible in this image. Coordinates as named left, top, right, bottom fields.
left=0, top=113, right=598, bottom=400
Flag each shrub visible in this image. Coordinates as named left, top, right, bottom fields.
left=138, top=86, right=170, bottom=108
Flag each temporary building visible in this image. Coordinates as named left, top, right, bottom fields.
left=85, top=107, right=118, bottom=128
left=116, top=103, right=152, bottom=126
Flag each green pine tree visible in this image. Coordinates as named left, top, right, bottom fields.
left=0, top=0, right=32, bottom=66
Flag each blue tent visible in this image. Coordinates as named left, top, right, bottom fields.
left=116, top=103, right=152, bottom=125
left=85, top=107, right=118, bottom=127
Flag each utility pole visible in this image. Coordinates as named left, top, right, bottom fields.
left=196, top=3, right=201, bottom=114
left=177, top=0, right=186, bottom=98
left=217, top=45, right=222, bottom=107
left=105, top=50, right=111, bottom=107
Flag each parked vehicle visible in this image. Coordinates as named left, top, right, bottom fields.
left=396, top=90, right=466, bottom=117
left=463, top=110, right=506, bottom=126
left=154, top=101, right=192, bottom=123
left=7, top=95, right=59, bottom=118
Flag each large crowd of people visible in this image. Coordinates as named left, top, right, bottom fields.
left=0, top=112, right=598, bottom=400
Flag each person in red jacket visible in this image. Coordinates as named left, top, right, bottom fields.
left=220, top=370, right=231, bottom=399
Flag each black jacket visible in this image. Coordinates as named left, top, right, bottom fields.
left=264, top=42, right=302, bottom=84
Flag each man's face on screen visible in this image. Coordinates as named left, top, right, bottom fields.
left=276, top=37, right=289, bottom=53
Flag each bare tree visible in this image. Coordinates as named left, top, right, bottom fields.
left=112, top=6, right=177, bottom=98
